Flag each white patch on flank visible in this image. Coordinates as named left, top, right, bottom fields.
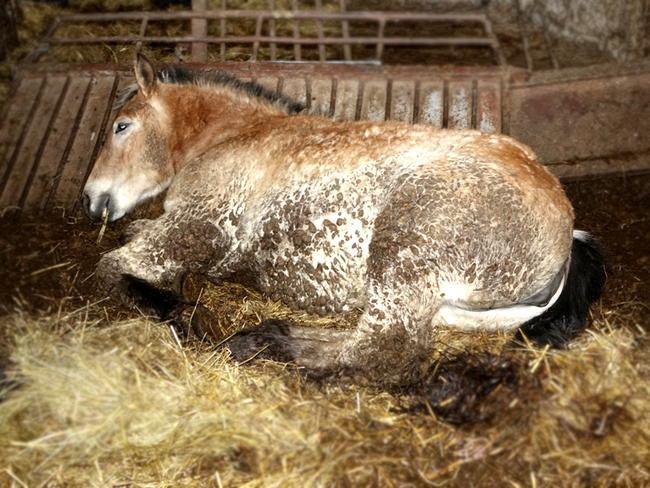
left=438, top=282, right=477, bottom=304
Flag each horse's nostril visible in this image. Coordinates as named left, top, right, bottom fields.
left=84, top=192, right=112, bottom=221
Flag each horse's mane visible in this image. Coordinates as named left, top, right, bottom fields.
left=114, top=65, right=305, bottom=115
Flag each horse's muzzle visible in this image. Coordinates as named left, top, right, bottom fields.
left=82, top=191, right=112, bottom=221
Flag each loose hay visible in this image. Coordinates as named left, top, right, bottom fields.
left=0, top=173, right=649, bottom=487
left=0, top=311, right=405, bottom=486
left=1, top=295, right=649, bottom=486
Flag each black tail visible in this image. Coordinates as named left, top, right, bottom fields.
left=516, top=231, right=607, bottom=348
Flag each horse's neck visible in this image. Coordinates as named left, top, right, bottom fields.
left=166, top=87, right=286, bottom=172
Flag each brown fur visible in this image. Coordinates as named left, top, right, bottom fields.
left=83, top=54, right=582, bottom=378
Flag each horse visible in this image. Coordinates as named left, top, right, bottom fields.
left=83, top=53, right=606, bottom=377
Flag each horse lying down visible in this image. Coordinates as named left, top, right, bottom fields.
left=83, top=53, right=606, bottom=376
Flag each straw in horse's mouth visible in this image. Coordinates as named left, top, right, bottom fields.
left=96, top=206, right=109, bottom=245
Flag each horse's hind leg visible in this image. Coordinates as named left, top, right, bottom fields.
left=336, top=279, right=440, bottom=378
left=227, top=320, right=350, bottom=370
left=227, top=197, right=442, bottom=376
left=226, top=277, right=440, bottom=379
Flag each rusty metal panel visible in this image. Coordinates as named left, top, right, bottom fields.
left=256, top=76, right=280, bottom=95
left=508, top=72, right=650, bottom=165
left=0, top=77, right=44, bottom=205
left=447, top=80, right=473, bottom=129
left=52, top=74, right=117, bottom=209
left=309, top=78, right=334, bottom=116
left=417, top=80, right=444, bottom=127
left=389, top=80, right=415, bottom=123
left=0, top=75, right=68, bottom=210
left=476, top=78, right=501, bottom=133
left=0, top=65, right=505, bottom=215
left=360, top=80, right=388, bottom=122
left=333, top=79, right=360, bottom=121
left=280, top=77, right=307, bottom=106
left=23, top=75, right=92, bottom=211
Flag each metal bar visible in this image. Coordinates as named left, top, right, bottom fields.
left=291, top=0, right=301, bottom=61
left=375, top=18, right=385, bottom=62
left=646, top=0, right=650, bottom=57
left=25, top=15, right=62, bottom=64
left=220, top=0, right=226, bottom=62
left=191, top=0, right=208, bottom=62
left=45, top=10, right=497, bottom=24
left=480, top=9, right=506, bottom=65
left=339, top=0, right=352, bottom=61
left=541, top=26, right=559, bottom=69
left=252, top=14, right=263, bottom=61
left=43, top=14, right=62, bottom=41
left=534, top=0, right=559, bottom=69
left=515, top=0, right=533, bottom=71
left=315, top=0, right=326, bottom=62
left=268, top=0, right=277, bottom=61
left=136, top=16, right=148, bottom=54
left=46, top=36, right=499, bottom=47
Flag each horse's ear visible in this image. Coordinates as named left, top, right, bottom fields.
left=134, top=52, right=157, bottom=98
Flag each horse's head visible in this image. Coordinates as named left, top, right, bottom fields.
left=82, top=53, right=173, bottom=222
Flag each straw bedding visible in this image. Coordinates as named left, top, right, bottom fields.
left=0, top=174, right=649, bottom=486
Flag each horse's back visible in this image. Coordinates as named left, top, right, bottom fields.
left=173, top=119, right=574, bottom=317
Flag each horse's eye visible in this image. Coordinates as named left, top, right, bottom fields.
left=115, top=121, right=131, bottom=134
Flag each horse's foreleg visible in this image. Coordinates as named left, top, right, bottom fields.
left=97, top=237, right=214, bottom=338
left=96, top=211, right=214, bottom=313
left=95, top=228, right=185, bottom=304
left=96, top=213, right=233, bottom=341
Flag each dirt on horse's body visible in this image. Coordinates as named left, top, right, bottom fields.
left=83, top=54, right=605, bottom=375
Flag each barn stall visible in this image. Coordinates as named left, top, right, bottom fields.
left=0, top=0, right=649, bottom=485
